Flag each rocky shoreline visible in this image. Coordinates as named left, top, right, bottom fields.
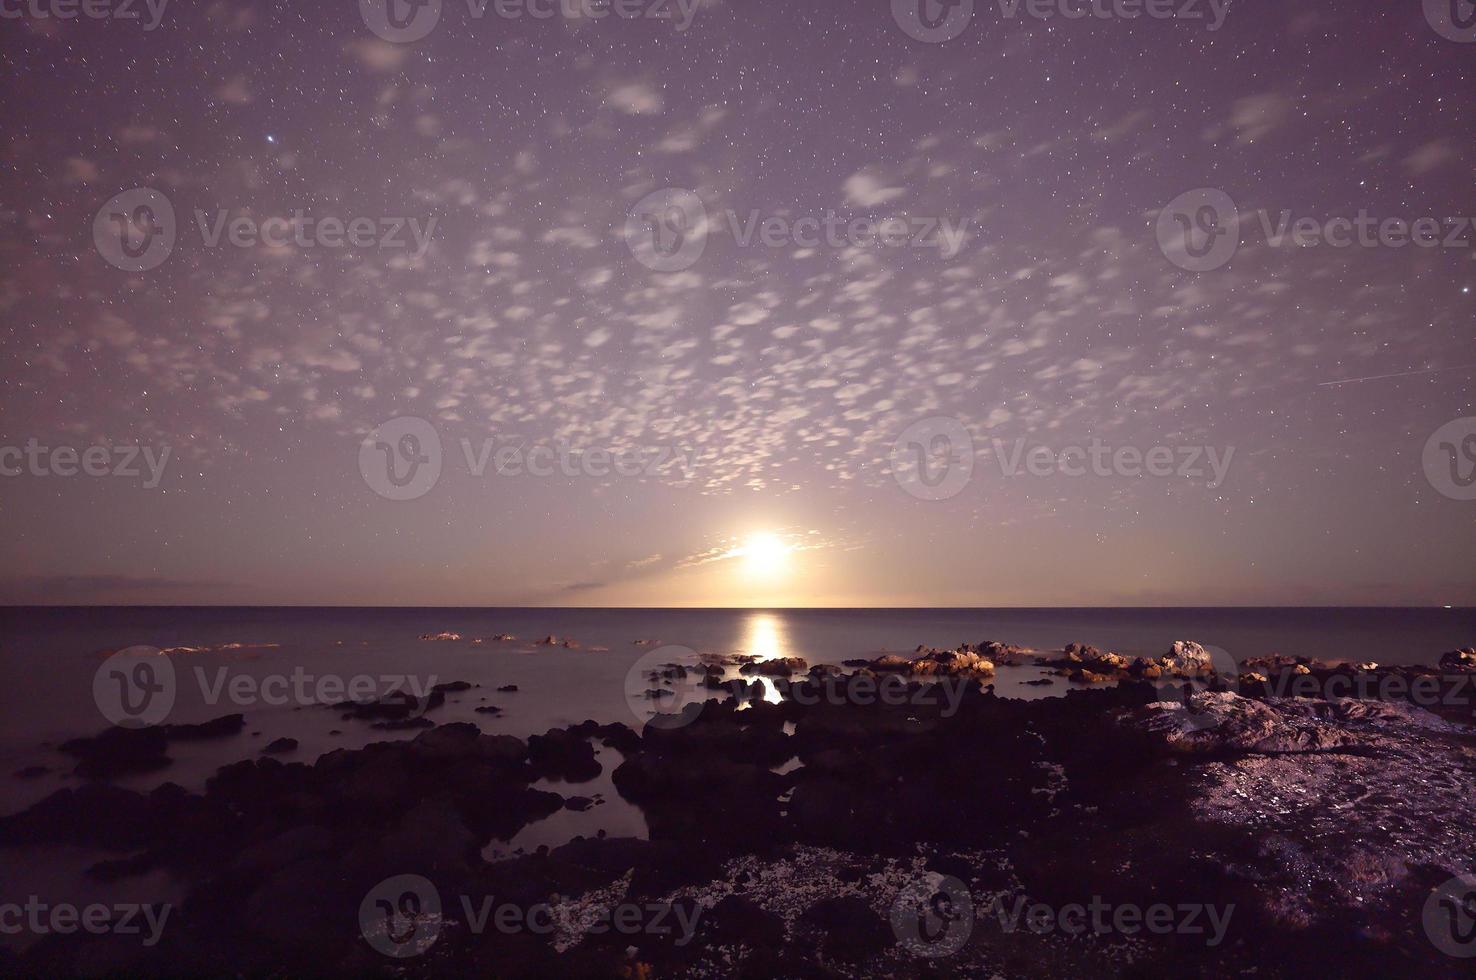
left=3, top=641, right=1475, bottom=977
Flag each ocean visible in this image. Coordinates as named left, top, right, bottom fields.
left=0, top=605, right=1471, bottom=949
left=2, top=604, right=1472, bottom=813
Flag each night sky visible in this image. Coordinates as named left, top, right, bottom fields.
left=1, top=0, right=1472, bottom=607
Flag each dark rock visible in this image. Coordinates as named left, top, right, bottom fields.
left=1439, top=648, right=1476, bottom=671
left=58, top=726, right=170, bottom=779
left=527, top=728, right=602, bottom=782
left=739, top=657, right=808, bottom=676
left=262, top=737, right=298, bottom=755
left=702, top=895, right=784, bottom=949
left=798, top=896, right=889, bottom=962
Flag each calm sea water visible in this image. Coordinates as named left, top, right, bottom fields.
left=0, top=605, right=1470, bottom=931
left=2, top=605, right=1471, bottom=810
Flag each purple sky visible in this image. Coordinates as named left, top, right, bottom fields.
left=1, top=0, right=1473, bottom=607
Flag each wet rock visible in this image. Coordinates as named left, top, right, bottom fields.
left=1161, top=640, right=1215, bottom=674
left=331, top=689, right=444, bottom=724
left=739, top=657, right=808, bottom=676
left=527, top=728, right=602, bottom=782
left=59, top=727, right=170, bottom=779
left=1439, top=648, right=1476, bottom=671
left=798, top=896, right=889, bottom=962
left=702, top=895, right=784, bottom=949
left=498, top=684, right=520, bottom=692
left=262, top=738, right=298, bottom=755
left=1132, top=691, right=1409, bottom=754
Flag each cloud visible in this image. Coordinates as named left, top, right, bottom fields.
left=346, top=39, right=410, bottom=72
left=62, top=158, right=99, bottom=184
left=843, top=171, right=907, bottom=208
left=1207, top=93, right=1294, bottom=145
left=605, top=82, right=665, bottom=116
left=214, top=75, right=253, bottom=105
left=1403, top=140, right=1456, bottom=176
left=1092, top=110, right=1150, bottom=144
